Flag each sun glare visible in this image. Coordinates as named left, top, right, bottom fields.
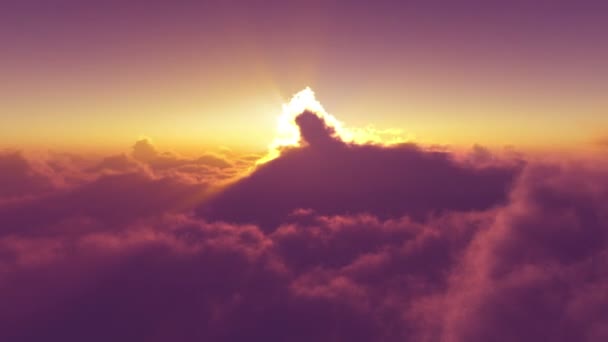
left=257, top=87, right=406, bottom=164
left=273, top=88, right=352, bottom=146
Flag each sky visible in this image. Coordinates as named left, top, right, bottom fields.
left=2, top=2, right=608, bottom=341
left=1, top=0, right=607, bottom=153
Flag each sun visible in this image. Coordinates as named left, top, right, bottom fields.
left=257, top=87, right=406, bottom=164
left=256, top=87, right=354, bottom=164
left=274, top=87, right=352, bottom=147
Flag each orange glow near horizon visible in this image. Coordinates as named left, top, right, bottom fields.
left=2, top=1, right=608, bottom=156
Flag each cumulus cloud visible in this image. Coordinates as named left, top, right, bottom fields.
left=198, top=111, right=522, bottom=229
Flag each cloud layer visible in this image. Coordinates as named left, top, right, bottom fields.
left=1, top=113, right=607, bottom=341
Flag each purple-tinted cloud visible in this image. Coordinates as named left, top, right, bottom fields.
left=430, top=163, right=608, bottom=341
left=1, top=115, right=607, bottom=341
left=198, top=111, right=522, bottom=229
left=0, top=151, right=55, bottom=199
left=2, top=159, right=607, bottom=341
left=0, top=172, right=205, bottom=237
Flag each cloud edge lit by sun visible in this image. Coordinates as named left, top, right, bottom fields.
left=258, top=87, right=408, bottom=164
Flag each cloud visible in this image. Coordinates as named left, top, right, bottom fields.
left=0, top=139, right=255, bottom=239
left=0, top=151, right=56, bottom=199
left=197, top=111, right=522, bottom=230
left=430, top=163, right=608, bottom=341
left=132, top=138, right=160, bottom=163
left=124, top=138, right=246, bottom=184
left=1, top=113, right=608, bottom=341
left=132, top=138, right=233, bottom=170
left=87, top=153, right=146, bottom=174
left=0, top=140, right=243, bottom=238
left=3, top=159, right=607, bottom=341
left=0, top=172, right=206, bottom=238
left=0, top=213, right=385, bottom=341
